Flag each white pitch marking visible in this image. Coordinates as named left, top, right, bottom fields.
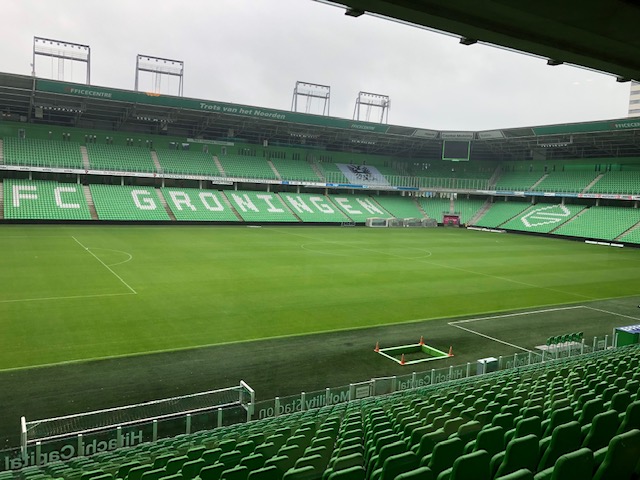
left=448, top=305, right=585, bottom=325
left=0, top=292, right=135, bottom=304
left=72, top=236, right=137, bottom=294
left=582, top=306, right=640, bottom=323
left=448, top=322, right=533, bottom=352
left=87, top=247, right=134, bottom=267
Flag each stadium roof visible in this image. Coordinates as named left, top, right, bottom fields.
left=2, top=72, right=640, bottom=162
left=320, top=0, right=640, bottom=82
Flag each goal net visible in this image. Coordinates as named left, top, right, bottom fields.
left=21, top=381, right=254, bottom=450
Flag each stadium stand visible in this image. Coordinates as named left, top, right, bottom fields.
left=531, top=171, right=599, bottom=193
left=473, top=201, right=531, bottom=228
left=552, top=206, right=640, bottom=241
left=620, top=225, right=640, bottom=244
left=90, top=185, right=171, bottom=221
left=278, top=193, right=350, bottom=223
left=223, top=190, right=299, bottom=222
left=155, top=150, right=220, bottom=176
left=453, top=198, right=486, bottom=225
left=328, top=194, right=389, bottom=223
left=587, top=171, right=640, bottom=195
left=418, top=198, right=451, bottom=222
left=160, top=188, right=240, bottom=222
left=500, top=204, right=585, bottom=234
left=317, top=162, right=350, bottom=184
left=3, top=179, right=92, bottom=220
left=269, top=159, right=323, bottom=182
left=3, top=137, right=84, bottom=169
left=217, top=155, right=278, bottom=180
left=86, top=145, right=157, bottom=173
left=10, top=343, right=640, bottom=480
left=494, top=172, right=545, bottom=191
left=372, top=196, right=425, bottom=219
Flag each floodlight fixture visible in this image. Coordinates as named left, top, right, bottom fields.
left=135, top=54, right=184, bottom=96
left=32, top=36, right=91, bottom=84
left=291, top=81, right=331, bottom=116
left=353, top=91, right=390, bottom=124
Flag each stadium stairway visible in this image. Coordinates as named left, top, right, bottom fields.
left=415, top=199, right=429, bottom=218
left=82, top=185, right=99, bottom=220
left=582, top=174, right=605, bottom=194
left=0, top=181, right=3, bottom=219
left=0, top=138, right=4, bottom=164
left=267, top=160, right=281, bottom=180
left=80, top=146, right=91, bottom=170
left=310, top=161, right=326, bottom=181
left=529, top=174, right=549, bottom=190
left=213, top=156, right=225, bottom=177
left=615, top=220, right=640, bottom=241
left=549, top=206, right=590, bottom=234
left=277, top=193, right=304, bottom=222
left=467, top=199, right=494, bottom=225
left=220, top=192, right=244, bottom=221
left=156, top=189, right=177, bottom=221
left=150, top=151, right=163, bottom=173
left=487, top=165, right=503, bottom=188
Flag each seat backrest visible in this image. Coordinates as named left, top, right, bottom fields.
left=494, top=434, right=539, bottom=478
left=426, top=437, right=463, bottom=475
left=450, top=449, right=490, bottom=480
left=582, top=410, right=620, bottom=451
left=592, top=429, right=640, bottom=480
left=474, top=426, right=504, bottom=457
left=547, top=448, right=593, bottom=480
left=537, top=421, right=581, bottom=471
left=618, top=400, right=640, bottom=434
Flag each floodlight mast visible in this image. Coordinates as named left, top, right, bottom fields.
left=353, top=91, right=390, bottom=123
left=135, top=54, right=184, bottom=97
left=291, top=81, right=331, bottom=116
left=32, top=36, right=91, bottom=84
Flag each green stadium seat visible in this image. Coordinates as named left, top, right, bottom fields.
left=592, top=429, right=640, bottom=480
left=532, top=447, right=593, bottom=480
left=435, top=449, right=491, bottom=480
left=581, top=410, right=620, bottom=451
left=537, top=421, right=581, bottom=471
left=420, top=436, right=464, bottom=476
left=491, top=434, right=539, bottom=479
left=494, top=469, right=533, bottom=480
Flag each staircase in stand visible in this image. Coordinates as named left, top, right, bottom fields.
left=468, top=199, right=493, bottom=225
left=529, top=174, right=548, bottom=190
left=268, top=160, right=281, bottom=180
left=0, top=181, right=3, bottom=219
left=220, top=192, right=244, bottom=221
left=80, top=146, right=91, bottom=170
left=0, top=138, right=4, bottom=165
left=82, top=185, right=99, bottom=220
left=616, top=220, right=640, bottom=241
left=155, top=189, right=176, bottom=221
left=150, top=151, right=162, bottom=173
left=213, top=156, right=226, bottom=177
left=582, top=174, right=604, bottom=194
left=309, top=161, right=325, bottom=181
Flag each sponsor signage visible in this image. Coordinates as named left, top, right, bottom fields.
left=440, top=131, right=475, bottom=140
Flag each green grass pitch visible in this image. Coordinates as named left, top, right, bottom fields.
left=1, top=224, right=640, bottom=371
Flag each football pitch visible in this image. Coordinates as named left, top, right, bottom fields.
left=1, top=224, right=640, bottom=447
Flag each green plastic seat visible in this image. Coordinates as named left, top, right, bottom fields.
left=537, top=421, right=581, bottom=471
left=494, top=469, right=533, bottom=480
left=326, top=465, right=365, bottom=480
left=220, top=465, right=249, bottom=480
left=617, top=400, right=640, bottom=433
left=581, top=410, right=620, bottom=451
left=505, top=416, right=541, bottom=444
left=371, top=451, right=419, bottom=480
left=435, top=449, right=490, bottom=480
left=491, top=434, right=539, bottom=479
left=395, top=466, right=434, bottom=480
left=464, top=426, right=504, bottom=457
left=282, top=465, right=319, bottom=480
left=592, top=429, right=640, bottom=480
left=533, top=447, right=593, bottom=480
left=420, top=437, right=464, bottom=476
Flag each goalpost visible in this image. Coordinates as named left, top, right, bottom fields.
left=20, top=381, right=254, bottom=460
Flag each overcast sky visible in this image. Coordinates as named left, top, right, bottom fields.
left=2, top=0, right=633, bottom=131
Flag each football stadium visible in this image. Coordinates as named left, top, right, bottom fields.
left=2, top=1, right=640, bottom=479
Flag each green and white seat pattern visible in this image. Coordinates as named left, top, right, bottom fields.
left=327, top=194, right=389, bottom=223
left=279, top=193, right=349, bottom=222
left=495, top=172, right=545, bottom=191
left=161, top=188, right=239, bottom=222
left=155, top=151, right=220, bottom=176
left=3, top=179, right=91, bottom=220
left=223, top=190, right=298, bottom=222
left=501, top=204, right=585, bottom=234
left=90, top=185, right=170, bottom=221
left=3, top=137, right=84, bottom=169
left=86, top=145, right=157, bottom=172
left=552, top=206, right=640, bottom=241
left=473, top=201, right=531, bottom=228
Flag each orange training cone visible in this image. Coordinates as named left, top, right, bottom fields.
left=448, top=346, right=454, bottom=357
left=374, top=342, right=380, bottom=352
left=400, top=354, right=406, bottom=365
left=419, top=336, right=425, bottom=346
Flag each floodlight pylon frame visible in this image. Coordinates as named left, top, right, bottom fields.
left=135, top=54, right=184, bottom=97
left=32, top=36, right=91, bottom=84
left=291, top=81, right=331, bottom=116
left=353, top=91, right=390, bottom=123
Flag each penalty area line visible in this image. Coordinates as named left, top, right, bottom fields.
left=72, top=236, right=137, bottom=294
left=448, top=322, right=532, bottom=352
left=0, top=292, right=136, bottom=304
